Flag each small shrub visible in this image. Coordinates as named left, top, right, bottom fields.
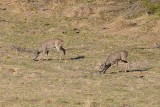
left=156, top=4, right=160, bottom=15
left=143, top=0, right=160, bottom=15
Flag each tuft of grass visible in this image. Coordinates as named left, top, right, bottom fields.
left=142, top=0, right=160, bottom=15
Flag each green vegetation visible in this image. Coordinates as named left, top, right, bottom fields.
left=142, top=0, right=160, bottom=15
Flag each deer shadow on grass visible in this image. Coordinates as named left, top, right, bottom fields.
left=109, top=68, right=151, bottom=74
left=127, top=68, right=151, bottom=72
left=33, top=58, right=53, bottom=61
left=70, top=55, right=85, bottom=60
left=123, top=68, right=150, bottom=73
left=33, top=58, right=68, bottom=61
left=33, top=55, right=85, bottom=61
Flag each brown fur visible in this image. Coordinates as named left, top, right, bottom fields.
left=33, top=38, right=66, bottom=61
left=99, top=50, right=129, bottom=73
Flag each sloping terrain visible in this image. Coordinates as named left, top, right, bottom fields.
left=0, top=0, right=160, bottom=107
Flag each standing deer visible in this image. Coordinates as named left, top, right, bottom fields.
left=98, top=50, right=129, bottom=73
left=33, top=38, right=66, bottom=61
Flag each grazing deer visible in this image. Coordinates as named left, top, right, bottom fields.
left=98, top=50, right=129, bottom=73
left=33, top=38, right=66, bottom=61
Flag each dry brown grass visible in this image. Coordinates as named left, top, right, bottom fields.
left=0, top=0, right=160, bottom=107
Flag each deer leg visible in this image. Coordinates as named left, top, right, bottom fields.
left=103, top=67, right=108, bottom=73
left=33, top=52, right=40, bottom=60
left=122, top=60, right=128, bottom=72
left=57, top=46, right=65, bottom=61
left=99, top=67, right=106, bottom=73
left=39, top=51, right=45, bottom=61
left=33, top=50, right=41, bottom=60
left=60, top=47, right=66, bottom=60
left=34, top=55, right=38, bottom=60
left=103, top=64, right=111, bottom=73
left=55, top=46, right=62, bottom=61
left=116, top=60, right=118, bottom=67
left=46, top=50, right=49, bottom=60
left=99, top=69, right=104, bottom=73
left=125, top=63, right=128, bottom=72
left=126, top=62, right=130, bottom=72
left=99, top=68, right=107, bottom=73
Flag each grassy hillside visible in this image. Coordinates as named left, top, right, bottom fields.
left=0, top=0, right=160, bottom=107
